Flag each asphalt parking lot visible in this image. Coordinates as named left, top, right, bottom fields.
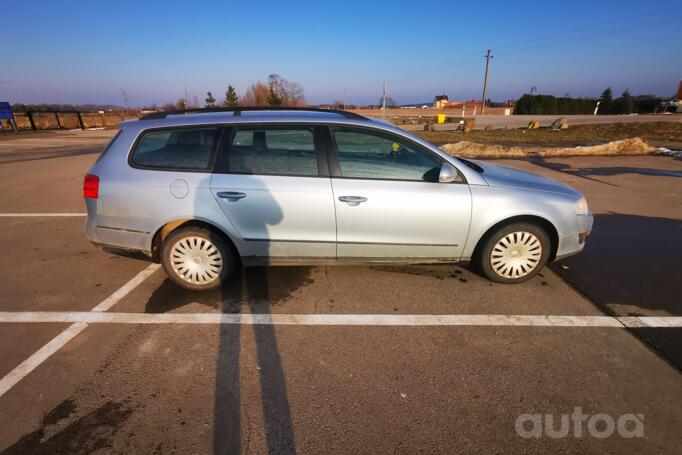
left=0, top=131, right=681, bottom=454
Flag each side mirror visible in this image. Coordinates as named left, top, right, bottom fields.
left=439, top=162, right=458, bottom=183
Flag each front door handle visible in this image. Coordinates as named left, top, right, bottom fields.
left=338, top=195, right=368, bottom=205
left=217, top=191, right=247, bottom=201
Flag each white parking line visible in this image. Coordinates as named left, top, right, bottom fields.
left=0, top=323, right=89, bottom=398
left=634, top=316, right=682, bottom=328
left=0, top=264, right=160, bottom=398
left=0, top=312, right=680, bottom=328
left=0, top=213, right=86, bottom=217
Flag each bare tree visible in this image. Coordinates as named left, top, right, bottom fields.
left=239, top=75, right=306, bottom=106
left=285, top=81, right=305, bottom=106
left=241, top=82, right=269, bottom=106
left=267, top=83, right=283, bottom=106
left=267, top=74, right=305, bottom=106
left=378, top=96, right=397, bottom=108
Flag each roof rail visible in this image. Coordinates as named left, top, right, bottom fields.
left=139, top=106, right=368, bottom=121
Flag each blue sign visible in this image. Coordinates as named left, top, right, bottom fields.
left=0, top=102, right=12, bottom=120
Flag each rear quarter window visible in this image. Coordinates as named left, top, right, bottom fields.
left=95, top=130, right=122, bottom=163
left=131, top=127, right=220, bottom=171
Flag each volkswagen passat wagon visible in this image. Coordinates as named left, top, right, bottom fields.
left=84, top=107, right=592, bottom=290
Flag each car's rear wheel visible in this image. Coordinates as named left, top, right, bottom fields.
left=161, top=227, right=234, bottom=290
left=478, top=222, right=550, bottom=284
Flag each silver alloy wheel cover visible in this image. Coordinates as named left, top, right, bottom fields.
left=490, top=231, right=542, bottom=279
left=170, top=236, right=223, bottom=285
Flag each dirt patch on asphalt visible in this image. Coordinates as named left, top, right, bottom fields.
left=3, top=400, right=133, bottom=454
left=441, top=137, right=656, bottom=159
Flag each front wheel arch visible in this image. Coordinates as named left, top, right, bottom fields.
left=471, top=215, right=559, bottom=266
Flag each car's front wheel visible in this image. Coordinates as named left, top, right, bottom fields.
left=161, top=227, right=234, bottom=290
left=478, top=222, right=550, bottom=284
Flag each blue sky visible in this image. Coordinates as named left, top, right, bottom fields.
left=1, top=0, right=681, bottom=106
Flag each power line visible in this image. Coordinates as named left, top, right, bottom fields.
left=490, top=6, right=678, bottom=54
left=120, top=88, right=130, bottom=113
left=438, top=7, right=680, bottom=72
left=492, top=15, right=666, bottom=62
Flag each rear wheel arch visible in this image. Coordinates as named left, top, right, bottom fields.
left=151, top=218, right=241, bottom=266
left=472, top=215, right=559, bottom=264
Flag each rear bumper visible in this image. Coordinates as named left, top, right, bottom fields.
left=85, top=199, right=152, bottom=256
left=89, top=241, right=152, bottom=259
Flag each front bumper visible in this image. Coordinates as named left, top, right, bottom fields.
left=555, top=212, right=594, bottom=260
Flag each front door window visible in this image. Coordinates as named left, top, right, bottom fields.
left=331, top=128, right=443, bottom=182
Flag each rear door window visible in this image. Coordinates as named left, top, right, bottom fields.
left=132, top=127, right=220, bottom=171
left=228, top=128, right=318, bottom=176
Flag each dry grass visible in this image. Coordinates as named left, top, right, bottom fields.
left=351, top=107, right=510, bottom=117
left=416, top=122, right=682, bottom=148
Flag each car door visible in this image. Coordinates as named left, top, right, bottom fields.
left=210, top=125, right=336, bottom=263
left=97, top=125, right=221, bottom=252
left=327, top=126, right=471, bottom=261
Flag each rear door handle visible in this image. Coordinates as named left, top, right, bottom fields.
left=338, top=195, right=368, bottom=205
left=217, top=191, right=247, bottom=201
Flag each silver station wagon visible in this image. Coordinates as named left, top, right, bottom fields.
left=84, top=107, right=593, bottom=290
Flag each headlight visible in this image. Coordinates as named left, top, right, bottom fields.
left=575, top=197, right=589, bottom=216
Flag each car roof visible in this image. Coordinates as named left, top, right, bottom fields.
left=112, top=108, right=490, bottom=186
left=120, top=109, right=388, bottom=131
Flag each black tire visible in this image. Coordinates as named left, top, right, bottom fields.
left=161, top=227, right=234, bottom=291
left=477, top=222, right=551, bottom=284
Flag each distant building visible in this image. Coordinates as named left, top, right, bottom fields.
left=431, top=96, right=514, bottom=113
left=433, top=94, right=449, bottom=109
left=433, top=95, right=487, bottom=110
left=442, top=100, right=464, bottom=109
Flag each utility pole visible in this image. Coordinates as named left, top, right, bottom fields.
left=382, top=81, right=387, bottom=120
left=120, top=88, right=130, bottom=113
left=481, top=49, right=492, bottom=115
left=342, top=88, right=346, bottom=110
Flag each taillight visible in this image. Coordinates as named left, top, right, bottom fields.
left=83, top=174, right=99, bottom=199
